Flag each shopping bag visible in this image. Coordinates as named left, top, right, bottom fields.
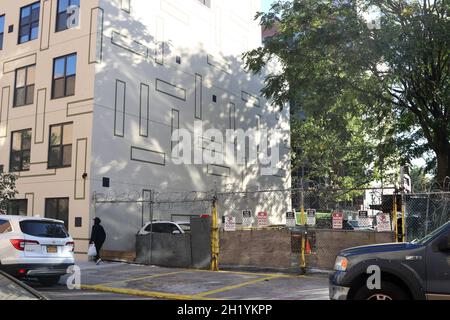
left=88, top=244, right=97, bottom=257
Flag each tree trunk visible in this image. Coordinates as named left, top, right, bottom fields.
left=435, top=143, right=450, bottom=189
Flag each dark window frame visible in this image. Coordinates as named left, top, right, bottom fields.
left=7, top=199, right=28, bottom=216
left=0, top=14, right=5, bottom=50
left=51, top=53, right=77, bottom=99
left=13, top=64, right=35, bottom=107
left=44, top=197, right=69, bottom=229
left=9, top=128, right=32, bottom=172
left=48, top=122, right=73, bottom=169
left=55, top=0, right=80, bottom=32
left=18, top=1, right=41, bottom=44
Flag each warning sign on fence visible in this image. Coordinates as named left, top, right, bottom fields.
left=257, top=212, right=268, bottom=227
left=286, top=211, right=296, bottom=227
left=224, top=216, right=236, bottom=231
left=376, top=213, right=392, bottom=232
left=242, top=210, right=252, bottom=228
left=357, top=210, right=369, bottom=227
left=307, top=209, right=316, bottom=226
left=332, top=211, right=344, bottom=229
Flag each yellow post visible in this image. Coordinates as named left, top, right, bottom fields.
left=300, top=190, right=306, bottom=270
left=393, top=193, right=398, bottom=242
left=210, top=197, right=219, bottom=271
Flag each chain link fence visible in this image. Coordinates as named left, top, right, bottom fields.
left=90, top=186, right=450, bottom=271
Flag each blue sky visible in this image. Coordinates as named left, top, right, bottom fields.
left=261, top=0, right=276, bottom=12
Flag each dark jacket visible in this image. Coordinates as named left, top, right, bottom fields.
left=90, top=224, right=106, bottom=244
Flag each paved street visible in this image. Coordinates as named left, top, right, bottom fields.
left=26, top=261, right=330, bottom=300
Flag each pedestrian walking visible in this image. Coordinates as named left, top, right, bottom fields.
left=90, top=217, right=106, bottom=265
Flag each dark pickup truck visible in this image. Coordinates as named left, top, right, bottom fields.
left=329, top=221, right=450, bottom=300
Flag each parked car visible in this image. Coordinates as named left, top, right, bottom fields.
left=345, top=220, right=374, bottom=231
left=137, top=221, right=191, bottom=235
left=329, top=220, right=450, bottom=300
left=0, top=270, right=47, bottom=300
left=0, top=216, right=75, bottom=286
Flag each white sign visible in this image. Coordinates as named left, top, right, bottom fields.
left=224, top=216, right=236, bottom=232
left=242, top=210, right=252, bottom=228
left=376, top=214, right=392, bottom=232
left=357, top=210, right=370, bottom=227
left=286, top=211, right=296, bottom=227
left=257, top=212, right=268, bottom=228
left=332, top=211, right=344, bottom=229
left=307, top=209, right=316, bottom=226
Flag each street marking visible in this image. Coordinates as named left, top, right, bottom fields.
left=81, top=284, right=221, bottom=300
left=195, top=276, right=279, bottom=297
left=97, top=270, right=189, bottom=286
left=190, top=268, right=326, bottom=280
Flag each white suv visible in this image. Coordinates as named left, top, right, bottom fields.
left=137, top=221, right=191, bottom=235
left=0, top=215, right=75, bottom=286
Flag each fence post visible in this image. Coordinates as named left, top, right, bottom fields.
left=401, top=189, right=406, bottom=242
left=210, top=195, right=219, bottom=271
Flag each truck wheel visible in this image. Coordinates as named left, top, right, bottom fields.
left=353, top=281, right=409, bottom=300
left=37, top=276, right=61, bottom=287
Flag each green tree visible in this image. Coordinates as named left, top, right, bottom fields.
left=0, top=173, right=18, bottom=214
left=245, top=0, right=450, bottom=186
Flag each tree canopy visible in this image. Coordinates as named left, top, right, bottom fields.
left=245, top=0, right=450, bottom=187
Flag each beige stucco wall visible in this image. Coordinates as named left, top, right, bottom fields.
left=0, top=0, right=100, bottom=254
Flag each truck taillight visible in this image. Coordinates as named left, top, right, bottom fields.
left=10, top=239, right=39, bottom=251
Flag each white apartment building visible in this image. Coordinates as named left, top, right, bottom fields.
left=0, top=0, right=291, bottom=257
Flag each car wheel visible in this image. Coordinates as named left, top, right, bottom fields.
left=37, top=276, right=61, bottom=287
left=353, top=281, right=409, bottom=300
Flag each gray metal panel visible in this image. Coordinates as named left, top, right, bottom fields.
left=190, top=217, right=211, bottom=269
left=150, top=233, right=192, bottom=268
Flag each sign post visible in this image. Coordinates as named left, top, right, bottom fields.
left=286, top=211, right=296, bottom=227
left=332, top=211, right=344, bottom=229
left=357, top=210, right=369, bottom=227
left=224, top=216, right=236, bottom=232
left=377, top=213, right=392, bottom=232
left=257, top=212, right=268, bottom=228
left=242, top=210, right=252, bottom=228
left=306, top=209, right=316, bottom=226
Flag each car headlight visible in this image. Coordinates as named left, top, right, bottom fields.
left=334, top=256, right=348, bottom=271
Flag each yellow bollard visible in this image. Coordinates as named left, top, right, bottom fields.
left=210, top=198, right=219, bottom=271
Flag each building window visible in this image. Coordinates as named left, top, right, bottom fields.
left=18, top=2, right=40, bottom=44
left=7, top=199, right=28, bottom=216
left=14, top=65, right=35, bottom=107
left=198, top=0, right=211, bottom=8
left=45, top=198, right=69, bottom=228
left=48, top=123, right=73, bottom=168
left=10, top=129, right=32, bottom=172
left=0, top=15, right=5, bottom=50
left=56, top=0, right=80, bottom=32
left=52, top=53, right=77, bottom=99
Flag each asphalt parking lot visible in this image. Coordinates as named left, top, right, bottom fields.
left=28, top=261, right=330, bottom=300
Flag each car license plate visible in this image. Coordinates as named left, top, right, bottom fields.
left=47, top=246, right=58, bottom=253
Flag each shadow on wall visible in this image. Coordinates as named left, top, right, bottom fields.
left=89, top=1, right=291, bottom=252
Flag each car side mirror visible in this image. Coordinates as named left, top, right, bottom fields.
left=172, top=230, right=181, bottom=235
left=437, top=236, right=450, bottom=252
